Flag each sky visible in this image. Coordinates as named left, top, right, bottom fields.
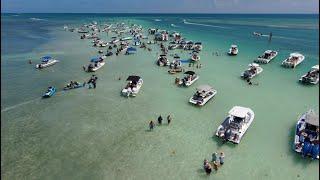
left=1, top=0, right=319, bottom=13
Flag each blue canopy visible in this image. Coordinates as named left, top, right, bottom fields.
left=127, top=47, right=137, bottom=52
left=90, top=57, right=100, bottom=62
left=41, top=56, right=52, bottom=62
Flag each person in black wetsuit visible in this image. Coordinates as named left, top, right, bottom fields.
left=158, top=115, right=163, bottom=125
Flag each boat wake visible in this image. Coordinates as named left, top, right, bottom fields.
left=154, top=19, right=162, bottom=22
left=183, top=19, right=230, bottom=29
left=30, top=17, right=47, bottom=21
left=1, top=98, right=41, bottom=113
left=171, top=24, right=178, bottom=27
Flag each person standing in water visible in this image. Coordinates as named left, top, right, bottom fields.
left=167, top=115, right=172, bottom=125
left=211, top=152, right=218, bottom=162
left=269, top=32, right=273, bottom=42
left=219, top=152, right=225, bottom=165
left=149, top=120, right=155, bottom=131
left=158, top=115, right=163, bottom=125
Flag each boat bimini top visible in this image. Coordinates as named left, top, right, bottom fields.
left=229, top=106, right=251, bottom=119
left=196, top=84, right=213, bottom=93
left=184, top=71, right=196, bottom=76
left=126, top=75, right=141, bottom=83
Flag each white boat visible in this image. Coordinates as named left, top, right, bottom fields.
left=35, top=56, right=59, bottom=69
left=241, top=63, right=263, bottom=79
left=254, top=50, right=278, bottom=64
left=190, top=51, right=200, bottom=62
left=215, top=106, right=255, bottom=144
left=189, top=85, right=217, bottom=106
left=282, top=52, right=305, bottom=68
left=299, top=65, right=319, bottom=85
left=193, top=42, right=202, bottom=51
left=178, top=71, right=199, bottom=86
left=228, top=45, right=238, bottom=56
left=293, top=109, right=319, bottom=159
left=157, top=54, right=170, bottom=66
left=121, top=37, right=133, bottom=41
left=87, top=57, right=105, bottom=72
left=122, top=75, right=143, bottom=97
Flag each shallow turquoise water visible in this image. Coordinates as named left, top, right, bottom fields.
left=1, top=14, right=319, bottom=180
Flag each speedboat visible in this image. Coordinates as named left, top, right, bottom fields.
left=177, top=71, right=199, bottom=86
left=168, top=43, right=179, bottom=50
left=282, top=53, right=305, bottom=68
left=122, top=76, right=143, bottom=97
left=299, top=65, right=319, bottom=84
left=190, top=51, right=200, bottom=62
left=36, top=56, right=59, bottom=69
left=189, top=85, right=217, bottom=106
left=121, top=37, right=133, bottom=41
left=215, top=106, right=255, bottom=144
left=254, top=50, right=278, bottom=64
left=293, top=109, right=319, bottom=159
left=87, top=57, right=105, bottom=72
left=228, top=45, right=238, bottom=56
left=241, top=63, right=263, bottom=79
left=168, top=60, right=183, bottom=74
left=125, top=47, right=137, bottom=55
left=63, top=81, right=83, bottom=90
left=157, top=54, right=170, bottom=66
left=43, top=86, right=56, bottom=98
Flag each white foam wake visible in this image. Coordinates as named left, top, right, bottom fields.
left=1, top=98, right=41, bottom=113
left=183, top=19, right=230, bottom=29
left=30, top=17, right=47, bottom=21
left=154, top=19, right=162, bottom=22
left=171, top=24, right=178, bottom=27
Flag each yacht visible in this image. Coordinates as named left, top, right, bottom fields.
left=241, top=63, right=263, bottom=79
left=189, top=85, right=217, bottom=106
left=228, top=45, right=238, bottom=56
left=36, top=56, right=59, bottom=69
left=299, top=65, right=319, bottom=85
left=293, top=109, right=319, bottom=159
left=122, top=76, right=143, bottom=97
left=215, top=106, right=255, bottom=144
left=282, top=53, right=305, bottom=68
left=190, top=51, right=200, bottom=62
left=254, top=50, right=278, bottom=64
left=157, top=54, right=170, bottom=66
left=177, top=71, right=199, bottom=86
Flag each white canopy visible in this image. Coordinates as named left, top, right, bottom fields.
left=229, top=106, right=251, bottom=118
left=290, top=52, right=303, bottom=57
left=196, top=85, right=213, bottom=92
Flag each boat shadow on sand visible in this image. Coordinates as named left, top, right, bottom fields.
left=286, top=124, right=318, bottom=166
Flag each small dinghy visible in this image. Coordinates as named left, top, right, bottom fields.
left=122, top=75, right=143, bottom=97
left=63, top=81, right=83, bottom=90
left=241, top=63, right=263, bottom=79
left=216, top=106, right=255, bottom=144
left=43, top=86, right=56, bottom=98
left=293, top=109, right=319, bottom=159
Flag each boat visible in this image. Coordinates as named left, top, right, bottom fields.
left=190, top=51, right=200, bottom=62
left=241, top=63, right=263, bottom=79
left=43, top=86, right=56, bottom=98
left=168, top=60, right=183, bottom=74
left=215, top=106, right=255, bottom=144
left=193, top=42, right=202, bottom=51
left=184, top=41, right=194, bottom=50
left=63, top=81, right=83, bottom=90
left=299, top=65, right=319, bottom=85
left=121, top=37, right=133, bottom=41
left=125, top=47, right=137, bottom=55
left=253, top=32, right=262, bottom=36
left=35, top=56, right=59, bottom=69
left=121, top=76, right=143, bottom=97
left=254, top=50, right=278, bottom=64
left=189, top=85, right=217, bottom=106
left=157, top=54, right=170, bottom=66
left=87, top=57, right=105, bottom=72
left=177, top=71, right=199, bottom=86
left=293, top=109, right=319, bottom=159
left=168, top=42, right=179, bottom=50
left=105, top=51, right=113, bottom=56
left=228, top=45, right=238, bottom=56
left=282, top=53, right=305, bottom=68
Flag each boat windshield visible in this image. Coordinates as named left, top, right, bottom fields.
left=306, top=123, right=318, bottom=132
